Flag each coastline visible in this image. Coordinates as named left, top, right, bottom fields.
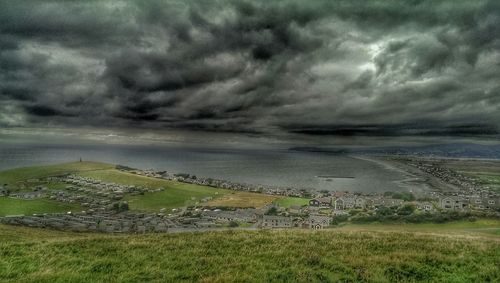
left=350, top=154, right=431, bottom=195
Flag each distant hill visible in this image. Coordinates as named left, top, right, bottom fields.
left=290, top=143, right=500, bottom=159
left=361, top=143, right=500, bottom=158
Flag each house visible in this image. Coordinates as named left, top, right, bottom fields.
left=440, top=196, right=468, bottom=211
left=9, top=192, right=44, bottom=199
left=355, top=197, right=367, bottom=209
left=309, top=197, right=331, bottom=207
left=309, top=199, right=321, bottom=206
left=414, top=201, right=434, bottom=212
left=307, top=215, right=331, bottom=229
left=260, top=215, right=292, bottom=228
left=332, top=210, right=349, bottom=216
left=334, top=197, right=365, bottom=210
left=332, top=191, right=348, bottom=198
left=469, top=197, right=499, bottom=210
left=203, top=208, right=257, bottom=222
left=288, top=205, right=303, bottom=214
left=372, top=198, right=404, bottom=208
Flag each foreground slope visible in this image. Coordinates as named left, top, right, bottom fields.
left=0, top=224, right=499, bottom=282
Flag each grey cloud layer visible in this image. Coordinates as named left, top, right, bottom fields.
left=1, top=0, right=499, bottom=136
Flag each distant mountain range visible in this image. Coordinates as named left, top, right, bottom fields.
left=290, top=143, right=500, bottom=159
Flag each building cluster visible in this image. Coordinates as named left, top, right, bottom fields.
left=2, top=175, right=166, bottom=213
left=60, top=175, right=163, bottom=194
left=406, top=160, right=499, bottom=211
left=306, top=191, right=499, bottom=213
left=260, top=214, right=332, bottom=229
left=203, top=208, right=258, bottom=223
left=132, top=169, right=309, bottom=197
left=0, top=187, right=7, bottom=197
left=0, top=184, right=46, bottom=199
left=410, top=162, right=485, bottom=194
left=7, top=191, right=45, bottom=199
left=0, top=211, right=222, bottom=233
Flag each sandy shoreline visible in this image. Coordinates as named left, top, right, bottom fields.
left=350, top=155, right=433, bottom=195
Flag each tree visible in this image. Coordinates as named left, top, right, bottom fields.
left=228, top=221, right=239, bottom=228
left=266, top=207, right=278, bottom=215
left=376, top=206, right=395, bottom=216
left=113, top=201, right=129, bottom=212
left=391, top=192, right=415, bottom=201
left=398, top=204, right=416, bottom=216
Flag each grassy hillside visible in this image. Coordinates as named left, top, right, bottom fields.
left=338, top=219, right=500, bottom=236
left=0, top=224, right=498, bottom=282
left=0, top=197, right=82, bottom=216
left=0, top=161, right=114, bottom=189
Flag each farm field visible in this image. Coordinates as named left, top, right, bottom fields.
left=0, top=223, right=498, bottom=282
left=125, top=184, right=230, bottom=211
left=275, top=196, right=310, bottom=208
left=0, top=197, right=82, bottom=217
left=203, top=191, right=281, bottom=208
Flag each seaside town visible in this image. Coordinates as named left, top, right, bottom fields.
left=1, top=158, right=499, bottom=233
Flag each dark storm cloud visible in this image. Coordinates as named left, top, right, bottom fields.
left=0, top=0, right=499, bottom=136
left=286, top=123, right=499, bottom=136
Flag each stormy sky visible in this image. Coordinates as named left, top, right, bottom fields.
left=1, top=0, right=500, bottom=138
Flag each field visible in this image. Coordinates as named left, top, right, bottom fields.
left=0, top=222, right=499, bottom=282
left=203, top=191, right=281, bottom=208
left=125, top=184, right=230, bottom=211
left=0, top=197, right=81, bottom=217
left=275, top=197, right=310, bottom=208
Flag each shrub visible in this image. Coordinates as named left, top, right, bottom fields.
left=331, top=215, right=349, bottom=225
left=397, top=204, right=416, bottom=216
left=228, top=221, right=239, bottom=227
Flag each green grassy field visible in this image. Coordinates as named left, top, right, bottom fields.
left=0, top=162, right=114, bottom=190
left=275, top=197, right=310, bottom=208
left=125, top=183, right=229, bottom=211
left=0, top=197, right=81, bottom=216
left=0, top=223, right=498, bottom=282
